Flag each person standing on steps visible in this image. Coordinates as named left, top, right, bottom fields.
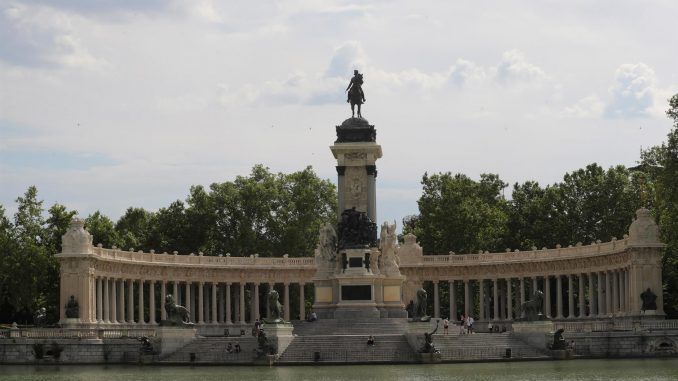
left=443, top=318, right=449, bottom=334
left=468, top=315, right=475, bottom=334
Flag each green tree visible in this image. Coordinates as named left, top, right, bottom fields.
left=115, top=207, right=153, bottom=251
left=85, top=211, right=120, bottom=248
left=406, top=172, right=509, bottom=254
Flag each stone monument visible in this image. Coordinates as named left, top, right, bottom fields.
left=312, top=111, right=406, bottom=319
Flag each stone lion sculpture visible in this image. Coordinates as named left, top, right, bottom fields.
left=412, top=288, right=429, bottom=320
left=163, top=294, right=192, bottom=326
left=519, top=290, right=544, bottom=321
left=265, top=290, right=285, bottom=323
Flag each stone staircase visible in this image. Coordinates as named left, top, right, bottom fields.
left=277, top=334, right=416, bottom=364
left=431, top=333, right=549, bottom=361
left=159, top=336, right=257, bottom=364
left=291, top=318, right=409, bottom=336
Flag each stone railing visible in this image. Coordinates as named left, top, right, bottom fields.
left=553, top=319, right=678, bottom=333
left=404, top=238, right=631, bottom=267
left=0, top=327, right=157, bottom=339
left=90, top=246, right=316, bottom=267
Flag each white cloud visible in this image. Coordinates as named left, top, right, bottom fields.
left=494, top=50, right=548, bottom=85
left=560, top=95, right=604, bottom=118
left=605, top=63, right=656, bottom=118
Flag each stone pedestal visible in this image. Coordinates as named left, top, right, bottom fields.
left=156, top=327, right=197, bottom=356
left=261, top=323, right=294, bottom=355
left=512, top=320, right=554, bottom=333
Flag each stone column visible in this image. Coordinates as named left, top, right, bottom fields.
left=211, top=283, right=218, bottom=324
left=161, top=281, right=167, bottom=321
left=464, top=280, right=470, bottom=317
left=198, top=282, right=205, bottom=324
left=478, top=279, right=485, bottom=321
left=449, top=280, right=457, bottom=320
left=587, top=273, right=595, bottom=317
left=138, top=279, right=145, bottom=324
left=103, top=277, right=110, bottom=323
left=118, top=279, right=125, bottom=323
left=284, top=283, right=290, bottom=321
left=556, top=275, right=563, bottom=319
left=173, top=282, right=179, bottom=305
left=519, top=278, right=526, bottom=318
left=544, top=276, right=551, bottom=318
left=612, top=271, right=619, bottom=315
left=578, top=274, right=585, bottom=318
left=566, top=275, right=573, bottom=319
left=253, top=283, right=260, bottom=321
left=149, top=281, right=156, bottom=324
left=299, top=283, right=306, bottom=321
left=127, top=279, right=134, bottom=323
left=218, top=284, right=224, bottom=323
left=492, top=279, right=499, bottom=321
left=605, top=271, right=612, bottom=316
left=239, top=283, right=246, bottom=324
left=597, top=272, right=604, bottom=316
left=185, top=282, right=192, bottom=323
left=433, top=281, right=440, bottom=319
left=225, top=283, right=232, bottom=324
left=506, top=278, right=513, bottom=320
left=620, top=271, right=626, bottom=313
left=96, top=277, right=103, bottom=323
left=110, top=278, right=117, bottom=324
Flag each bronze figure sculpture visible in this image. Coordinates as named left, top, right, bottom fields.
left=346, top=70, right=365, bottom=118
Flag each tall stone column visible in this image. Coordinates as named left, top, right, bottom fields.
left=567, top=275, right=574, bottom=319
left=597, top=272, right=605, bottom=316
left=283, top=283, right=290, bottom=321
left=464, top=280, right=470, bottom=317
left=103, top=277, right=110, bottom=323
left=506, top=278, right=513, bottom=320
left=556, top=275, right=563, bottom=319
left=578, top=274, right=585, bottom=318
left=492, top=279, right=499, bottom=321
left=253, top=283, right=260, bottom=321
left=587, top=273, right=595, bottom=317
left=433, top=281, right=440, bottom=319
left=225, top=283, right=232, bottom=324
left=138, top=279, right=145, bottom=324
left=110, top=278, right=117, bottom=324
left=198, top=282, right=205, bottom=324
left=520, top=278, right=526, bottom=318
left=128, top=279, right=135, bottom=323
left=218, top=284, right=224, bottom=323
left=449, top=280, right=457, bottom=320
left=161, top=281, right=167, bottom=321
left=149, top=281, right=156, bottom=325
left=605, top=271, right=612, bottom=316
left=173, top=282, right=179, bottom=305
left=478, top=280, right=485, bottom=321
left=96, top=277, right=103, bottom=323
left=544, top=276, right=551, bottom=318
left=299, top=283, right=306, bottom=321
left=185, top=282, right=192, bottom=323
left=211, top=283, right=218, bottom=324
left=118, top=279, right=125, bottom=323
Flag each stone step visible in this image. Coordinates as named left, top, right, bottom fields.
left=277, top=334, right=415, bottom=363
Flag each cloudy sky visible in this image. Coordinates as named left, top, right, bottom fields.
left=1, top=0, right=676, bottom=237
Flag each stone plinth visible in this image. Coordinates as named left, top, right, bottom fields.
left=512, top=320, right=554, bottom=333
left=261, top=323, right=294, bottom=355
left=156, top=326, right=197, bottom=356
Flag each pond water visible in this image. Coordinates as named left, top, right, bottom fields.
left=1, top=358, right=677, bottom=381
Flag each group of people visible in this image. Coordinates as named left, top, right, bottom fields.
left=225, top=342, right=242, bottom=354
left=458, top=314, right=475, bottom=334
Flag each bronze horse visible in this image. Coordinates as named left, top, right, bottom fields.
left=346, top=70, right=365, bottom=118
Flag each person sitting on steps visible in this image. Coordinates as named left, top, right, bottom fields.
left=367, top=335, right=375, bottom=346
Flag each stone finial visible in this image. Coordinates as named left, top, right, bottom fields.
left=628, top=208, right=661, bottom=244
left=61, top=217, right=93, bottom=254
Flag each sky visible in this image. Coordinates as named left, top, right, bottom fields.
left=1, top=0, right=677, bottom=239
